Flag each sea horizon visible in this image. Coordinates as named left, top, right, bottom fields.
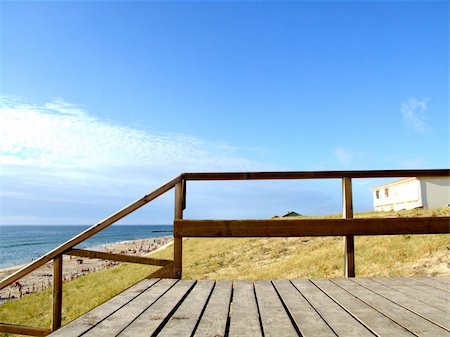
left=0, top=224, right=173, bottom=269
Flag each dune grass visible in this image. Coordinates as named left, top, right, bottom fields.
left=0, top=208, right=449, bottom=336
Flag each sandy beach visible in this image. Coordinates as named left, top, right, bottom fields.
left=0, top=236, right=173, bottom=301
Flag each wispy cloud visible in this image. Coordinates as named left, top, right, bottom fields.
left=401, top=97, right=428, bottom=133
left=0, top=96, right=255, bottom=186
left=0, top=96, right=374, bottom=224
left=0, top=96, right=269, bottom=223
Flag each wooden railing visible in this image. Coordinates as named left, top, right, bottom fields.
left=1, top=169, right=449, bottom=336
left=0, top=175, right=183, bottom=336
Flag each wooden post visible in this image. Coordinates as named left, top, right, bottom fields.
left=343, top=177, right=355, bottom=277
left=182, top=179, right=187, bottom=210
left=52, top=254, right=63, bottom=331
left=174, top=181, right=184, bottom=278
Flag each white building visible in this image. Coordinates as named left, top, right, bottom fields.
left=371, top=177, right=450, bottom=212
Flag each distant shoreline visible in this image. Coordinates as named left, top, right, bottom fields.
left=0, top=236, right=173, bottom=300
left=0, top=224, right=173, bottom=269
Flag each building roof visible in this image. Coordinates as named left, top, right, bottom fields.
left=371, top=177, right=418, bottom=191
left=282, top=211, right=301, bottom=217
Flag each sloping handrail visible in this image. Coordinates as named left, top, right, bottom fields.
left=0, top=175, right=182, bottom=290
left=1, top=169, right=449, bottom=337
left=2, top=168, right=449, bottom=289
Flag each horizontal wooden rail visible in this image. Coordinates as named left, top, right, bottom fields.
left=174, top=217, right=450, bottom=237
left=0, top=323, right=51, bottom=336
left=0, top=169, right=448, bottom=336
left=0, top=175, right=181, bottom=290
left=183, top=169, right=450, bottom=181
left=66, top=249, right=172, bottom=266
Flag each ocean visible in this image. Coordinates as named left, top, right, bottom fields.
left=0, top=225, right=173, bottom=269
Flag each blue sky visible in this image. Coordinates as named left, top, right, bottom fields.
left=0, top=1, right=448, bottom=225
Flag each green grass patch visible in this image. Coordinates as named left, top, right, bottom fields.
left=0, top=208, right=449, bottom=336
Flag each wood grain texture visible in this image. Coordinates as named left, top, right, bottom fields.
left=334, top=278, right=450, bottom=337
left=0, top=323, right=51, bottom=337
left=228, top=280, right=263, bottom=337
left=193, top=281, right=232, bottom=337
left=311, top=279, right=414, bottom=336
left=65, top=249, right=171, bottom=266
left=117, top=280, right=196, bottom=337
left=372, top=277, right=449, bottom=313
left=0, top=175, right=181, bottom=290
left=47, top=277, right=450, bottom=337
left=343, top=177, right=355, bottom=278
left=174, top=181, right=184, bottom=278
left=183, top=169, right=450, bottom=181
left=254, top=280, right=298, bottom=337
left=158, top=280, right=215, bottom=337
left=52, top=255, right=63, bottom=331
left=352, top=278, right=450, bottom=331
left=175, top=217, right=450, bottom=237
left=48, top=279, right=159, bottom=337
left=82, top=279, right=177, bottom=337
left=292, top=279, right=374, bottom=337
left=411, top=276, right=450, bottom=292
left=272, top=280, right=336, bottom=337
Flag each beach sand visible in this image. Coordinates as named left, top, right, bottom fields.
left=0, top=236, right=173, bottom=300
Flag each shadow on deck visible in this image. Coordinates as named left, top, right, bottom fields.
left=49, top=276, right=450, bottom=337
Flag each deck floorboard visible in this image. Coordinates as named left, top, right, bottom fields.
left=47, top=276, right=450, bottom=337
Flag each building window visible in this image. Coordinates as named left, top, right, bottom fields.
left=384, top=188, right=389, bottom=197
left=375, top=190, right=380, bottom=199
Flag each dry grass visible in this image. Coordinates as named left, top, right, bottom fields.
left=0, top=207, right=449, bottom=336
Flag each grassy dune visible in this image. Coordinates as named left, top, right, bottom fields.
left=0, top=208, right=449, bottom=336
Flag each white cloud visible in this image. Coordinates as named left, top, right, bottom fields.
left=0, top=96, right=272, bottom=224
left=0, top=96, right=375, bottom=224
left=401, top=97, right=428, bottom=133
left=0, top=96, right=256, bottom=185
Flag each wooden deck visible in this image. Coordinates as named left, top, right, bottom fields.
left=48, top=276, right=450, bottom=337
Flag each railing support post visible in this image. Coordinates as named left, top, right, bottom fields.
left=52, top=254, right=63, bottom=331
left=343, top=177, right=355, bottom=278
left=174, top=181, right=184, bottom=278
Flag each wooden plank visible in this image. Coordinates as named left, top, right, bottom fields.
left=175, top=217, right=450, bottom=237
left=312, top=279, right=414, bottom=336
left=0, top=175, right=181, bottom=290
left=343, top=177, right=355, bottom=278
left=174, top=181, right=184, bottom=220
left=49, top=279, right=159, bottom=337
left=183, top=169, right=450, bottom=181
left=413, top=276, right=450, bottom=292
left=194, top=281, right=232, bottom=337
left=65, top=249, right=172, bottom=266
left=397, top=276, right=450, bottom=288
left=272, top=280, right=335, bottom=337
left=292, top=279, right=374, bottom=336
left=228, top=280, right=263, bottom=337
left=353, top=278, right=450, bottom=331
left=182, top=178, right=187, bottom=210
left=82, top=278, right=178, bottom=337
left=373, top=277, right=449, bottom=313
left=52, top=255, right=63, bottom=331
left=0, top=323, right=51, bottom=337
left=173, top=238, right=182, bottom=279
left=434, top=276, right=450, bottom=285
left=333, top=278, right=449, bottom=336
left=174, top=181, right=184, bottom=278
left=158, top=280, right=215, bottom=337
left=254, top=280, right=298, bottom=337
left=117, top=280, right=196, bottom=337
